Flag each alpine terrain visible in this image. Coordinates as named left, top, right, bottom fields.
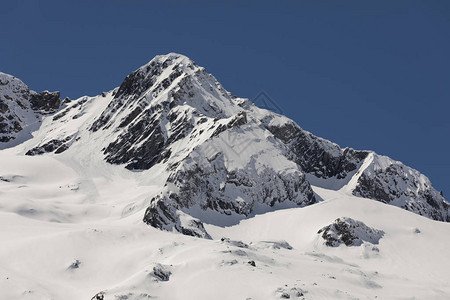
left=1, top=53, right=449, bottom=299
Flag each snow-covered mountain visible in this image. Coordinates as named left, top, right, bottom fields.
left=0, top=72, right=61, bottom=147
left=1, top=53, right=450, bottom=299
left=2, top=53, right=447, bottom=238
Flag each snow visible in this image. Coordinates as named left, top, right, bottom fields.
left=1, top=143, right=450, bottom=299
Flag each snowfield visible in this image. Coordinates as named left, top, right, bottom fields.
left=1, top=149, right=450, bottom=299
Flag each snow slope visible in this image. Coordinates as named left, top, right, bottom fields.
left=1, top=153, right=449, bottom=299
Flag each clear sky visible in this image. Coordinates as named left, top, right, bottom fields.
left=1, top=1, right=449, bottom=197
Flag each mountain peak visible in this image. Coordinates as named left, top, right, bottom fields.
left=113, top=53, right=202, bottom=102
left=140, top=53, right=198, bottom=72
left=0, top=72, right=30, bottom=99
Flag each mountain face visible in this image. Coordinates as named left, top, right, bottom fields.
left=0, top=72, right=61, bottom=148
left=1, top=53, right=448, bottom=238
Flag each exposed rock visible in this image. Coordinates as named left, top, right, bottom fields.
left=143, top=200, right=176, bottom=229
left=0, top=73, right=34, bottom=144
left=353, top=154, right=450, bottom=222
left=26, top=136, right=73, bottom=156
left=104, top=112, right=166, bottom=170
left=267, top=119, right=449, bottom=223
left=52, top=98, right=88, bottom=121
left=276, top=286, right=304, bottom=299
left=92, top=54, right=234, bottom=172
left=143, top=144, right=315, bottom=237
left=55, top=144, right=69, bottom=154
left=0, top=101, right=8, bottom=113
left=143, top=199, right=211, bottom=239
left=67, top=259, right=81, bottom=270
left=220, top=237, right=249, bottom=248
left=30, top=90, right=61, bottom=112
left=91, top=292, right=105, bottom=300
left=0, top=72, right=63, bottom=145
left=151, top=263, right=172, bottom=281
left=211, top=111, right=247, bottom=138
left=318, top=217, right=384, bottom=247
left=266, top=121, right=368, bottom=179
left=173, top=151, right=313, bottom=213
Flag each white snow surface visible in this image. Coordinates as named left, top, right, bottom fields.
left=1, top=151, right=450, bottom=299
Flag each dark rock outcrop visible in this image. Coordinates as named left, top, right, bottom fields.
left=26, top=136, right=73, bottom=156
left=152, top=263, right=172, bottom=281
left=266, top=119, right=449, bottom=223
left=276, top=286, right=304, bottom=299
left=318, top=217, right=384, bottom=247
left=266, top=121, right=368, bottom=179
left=91, top=292, right=105, bottom=300
left=0, top=73, right=33, bottom=144
left=30, top=90, right=61, bottom=112
left=1, top=72, right=62, bottom=145
left=142, top=140, right=316, bottom=237
left=67, top=259, right=81, bottom=270
left=353, top=160, right=450, bottom=222
left=143, top=199, right=211, bottom=239
left=103, top=112, right=166, bottom=170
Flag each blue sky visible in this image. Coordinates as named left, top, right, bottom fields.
left=1, top=1, right=449, bottom=196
